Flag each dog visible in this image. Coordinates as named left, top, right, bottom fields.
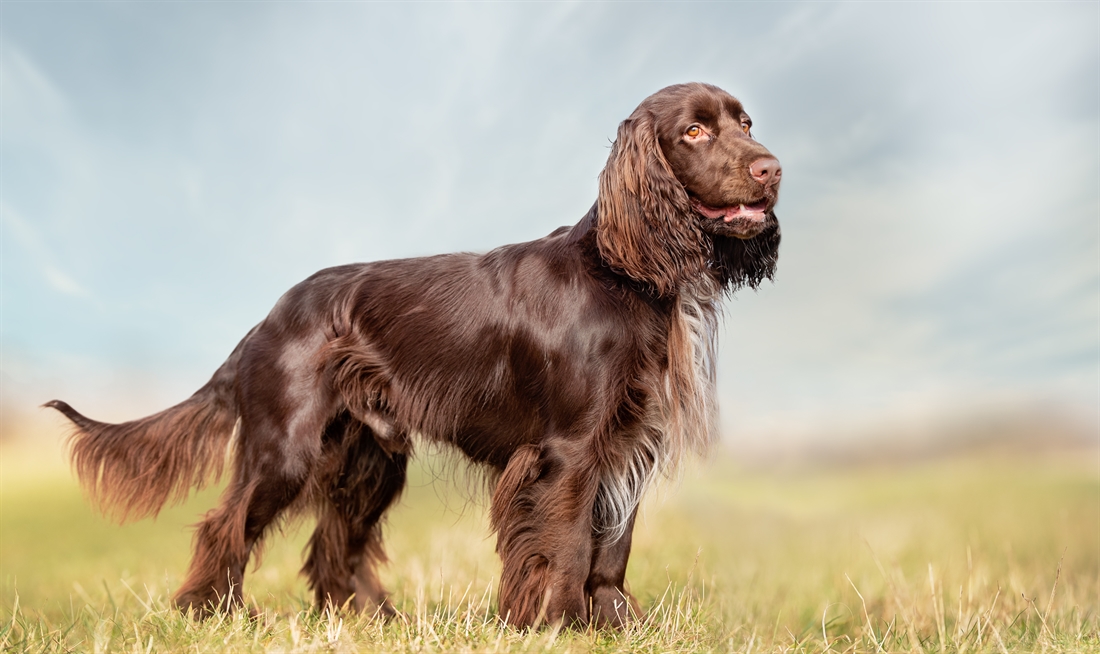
left=46, top=82, right=781, bottom=628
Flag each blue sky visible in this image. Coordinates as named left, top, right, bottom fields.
left=3, top=2, right=1097, bottom=447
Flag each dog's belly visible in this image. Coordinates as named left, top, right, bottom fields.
left=445, top=422, right=538, bottom=470
left=385, top=354, right=598, bottom=471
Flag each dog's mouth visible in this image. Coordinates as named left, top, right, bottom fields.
left=691, top=198, right=770, bottom=223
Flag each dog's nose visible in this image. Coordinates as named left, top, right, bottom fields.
left=749, top=157, right=782, bottom=187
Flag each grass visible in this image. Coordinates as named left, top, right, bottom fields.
left=0, top=433, right=1096, bottom=652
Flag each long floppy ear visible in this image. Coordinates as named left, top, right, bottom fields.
left=711, top=217, right=781, bottom=291
left=597, top=110, right=708, bottom=296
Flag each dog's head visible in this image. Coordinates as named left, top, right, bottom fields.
left=597, top=83, right=782, bottom=295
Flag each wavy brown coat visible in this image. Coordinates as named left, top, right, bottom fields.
left=46, top=82, right=782, bottom=628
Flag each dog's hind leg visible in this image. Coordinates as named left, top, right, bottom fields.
left=302, top=412, right=408, bottom=616
left=173, top=456, right=304, bottom=616
left=174, top=331, right=337, bottom=617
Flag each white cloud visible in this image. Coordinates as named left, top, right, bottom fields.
left=2, top=40, right=68, bottom=141
left=2, top=202, right=91, bottom=299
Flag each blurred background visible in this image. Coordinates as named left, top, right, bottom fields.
left=3, top=2, right=1097, bottom=460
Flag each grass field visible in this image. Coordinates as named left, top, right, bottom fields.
left=0, top=432, right=1096, bottom=653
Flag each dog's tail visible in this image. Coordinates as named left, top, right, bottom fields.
left=44, top=338, right=247, bottom=523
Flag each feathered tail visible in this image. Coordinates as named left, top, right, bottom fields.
left=44, top=343, right=244, bottom=523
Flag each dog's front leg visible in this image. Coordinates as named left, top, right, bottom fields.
left=491, top=440, right=600, bottom=629
left=586, top=506, right=642, bottom=628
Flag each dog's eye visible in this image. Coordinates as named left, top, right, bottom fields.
left=686, top=125, right=702, bottom=138
left=741, top=121, right=752, bottom=134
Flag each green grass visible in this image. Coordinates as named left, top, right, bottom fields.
left=0, top=436, right=1096, bottom=652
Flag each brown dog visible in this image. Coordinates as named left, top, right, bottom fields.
left=47, top=82, right=781, bottom=628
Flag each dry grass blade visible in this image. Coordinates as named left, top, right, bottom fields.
left=928, top=563, right=947, bottom=653
left=1039, top=549, right=1066, bottom=643
left=845, top=573, right=884, bottom=654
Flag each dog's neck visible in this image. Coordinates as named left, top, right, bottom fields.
left=570, top=202, right=730, bottom=300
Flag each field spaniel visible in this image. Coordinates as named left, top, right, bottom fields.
left=47, top=82, right=782, bottom=628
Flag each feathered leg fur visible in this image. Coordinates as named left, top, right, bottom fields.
left=491, top=440, right=602, bottom=628
left=302, top=412, right=407, bottom=616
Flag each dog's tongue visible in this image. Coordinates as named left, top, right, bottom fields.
left=694, top=201, right=767, bottom=222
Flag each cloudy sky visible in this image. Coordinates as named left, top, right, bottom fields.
left=3, top=2, right=1097, bottom=447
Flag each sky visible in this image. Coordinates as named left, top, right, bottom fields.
left=3, top=2, right=1097, bottom=449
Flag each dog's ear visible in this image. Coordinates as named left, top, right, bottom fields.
left=597, top=110, right=708, bottom=296
left=711, top=217, right=781, bottom=291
